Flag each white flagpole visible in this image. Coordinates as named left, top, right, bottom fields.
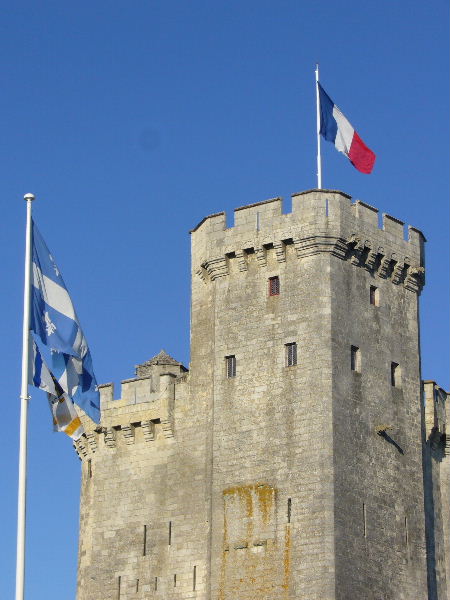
left=15, top=193, right=35, bottom=600
left=315, top=64, right=322, bottom=189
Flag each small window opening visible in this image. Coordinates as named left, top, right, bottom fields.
left=117, top=576, right=122, bottom=599
left=370, top=285, right=379, bottom=306
left=174, top=574, right=177, bottom=587
left=143, top=524, right=147, bottom=556
left=404, top=516, right=408, bottom=545
left=225, top=355, right=236, bottom=378
left=193, top=566, right=197, bottom=591
left=287, top=498, right=292, bottom=523
left=168, top=521, right=172, bottom=545
left=285, top=343, right=297, bottom=367
left=87, top=459, right=92, bottom=479
left=136, top=579, right=139, bottom=593
left=269, top=276, right=280, bottom=296
left=351, top=346, right=361, bottom=372
left=154, top=577, right=158, bottom=591
left=391, top=362, right=401, bottom=387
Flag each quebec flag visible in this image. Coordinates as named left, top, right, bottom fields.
left=30, top=220, right=100, bottom=423
left=30, top=341, right=85, bottom=440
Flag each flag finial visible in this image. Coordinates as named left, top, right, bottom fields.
left=23, top=193, right=35, bottom=202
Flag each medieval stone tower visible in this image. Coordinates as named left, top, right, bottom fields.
left=75, top=189, right=449, bottom=600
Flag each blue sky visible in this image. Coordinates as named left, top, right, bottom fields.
left=1, top=1, right=448, bottom=598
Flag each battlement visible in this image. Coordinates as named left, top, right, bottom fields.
left=191, top=189, right=426, bottom=293
left=74, top=352, right=187, bottom=459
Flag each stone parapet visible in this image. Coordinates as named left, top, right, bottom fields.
left=74, top=355, right=187, bottom=460
left=190, top=189, right=426, bottom=293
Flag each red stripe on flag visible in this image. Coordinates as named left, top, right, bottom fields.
left=348, top=131, right=376, bottom=174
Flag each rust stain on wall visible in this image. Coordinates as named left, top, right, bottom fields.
left=256, top=484, right=275, bottom=525
left=218, top=483, right=291, bottom=599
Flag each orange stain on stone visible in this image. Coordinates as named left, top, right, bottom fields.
left=256, top=484, right=275, bottom=525
left=219, top=483, right=291, bottom=599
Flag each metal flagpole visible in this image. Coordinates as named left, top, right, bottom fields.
left=15, top=193, right=35, bottom=600
left=315, top=64, right=322, bottom=189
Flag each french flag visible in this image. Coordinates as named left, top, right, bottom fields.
left=318, top=82, right=376, bottom=174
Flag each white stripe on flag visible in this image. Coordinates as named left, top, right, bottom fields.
left=33, top=263, right=77, bottom=321
left=332, top=105, right=354, bottom=155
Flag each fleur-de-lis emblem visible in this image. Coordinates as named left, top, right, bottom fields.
left=44, top=311, right=57, bottom=336
left=49, top=254, right=60, bottom=277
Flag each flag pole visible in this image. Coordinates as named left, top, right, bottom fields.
left=15, top=193, right=35, bottom=600
left=315, top=64, right=322, bottom=189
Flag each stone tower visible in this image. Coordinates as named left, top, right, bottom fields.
left=75, top=189, right=449, bottom=600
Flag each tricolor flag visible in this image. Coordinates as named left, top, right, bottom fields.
left=318, top=82, right=376, bottom=174
left=30, top=220, right=100, bottom=423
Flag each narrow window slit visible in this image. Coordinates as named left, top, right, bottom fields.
left=351, top=346, right=361, bottom=372
left=363, top=503, right=367, bottom=538
left=193, top=565, right=197, bottom=591
left=117, top=575, right=122, bottom=599
left=174, top=574, right=177, bottom=587
left=168, top=521, right=172, bottom=546
left=370, top=285, right=379, bottom=306
left=391, top=362, right=401, bottom=387
left=143, top=524, right=147, bottom=556
left=287, top=498, right=292, bottom=523
left=136, top=579, right=139, bottom=593
left=405, top=516, right=408, bottom=546
left=154, top=576, right=158, bottom=591
left=87, top=459, right=92, bottom=478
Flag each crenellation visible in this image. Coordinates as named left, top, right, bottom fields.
left=383, top=212, right=405, bottom=238
left=120, top=375, right=153, bottom=405
left=99, top=382, right=114, bottom=407
left=190, top=190, right=425, bottom=296
left=353, top=199, right=379, bottom=228
left=408, top=226, right=426, bottom=267
left=234, top=197, right=282, bottom=229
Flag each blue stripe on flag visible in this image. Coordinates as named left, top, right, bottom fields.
left=31, top=293, right=80, bottom=356
left=32, top=343, right=43, bottom=388
left=32, top=221, right=68, bottom=288
left=318, top=83, right=338, bottom=143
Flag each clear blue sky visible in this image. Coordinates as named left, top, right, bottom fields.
left=1, top=1, right=448, bottom=597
